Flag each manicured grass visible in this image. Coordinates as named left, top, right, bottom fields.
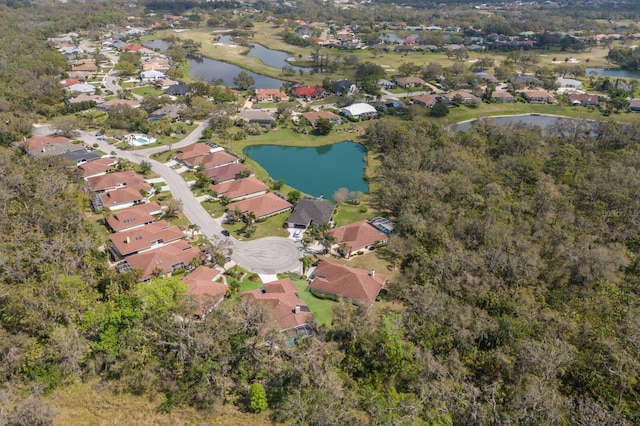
left=150, top=149, right=176, bottom=163
left=288, top=274, right=335, bottom=327
left=332, top=202, right=377, bottom=227
left=201, top=199, right=226, bottom=218
left=225, top=212, right=289, bottom=241
left=130, top=85, right=163, bottom=97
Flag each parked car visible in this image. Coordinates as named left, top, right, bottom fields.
left=221, top=229, right=230, bottom=237
left=293, top=229, right=302, bottom=238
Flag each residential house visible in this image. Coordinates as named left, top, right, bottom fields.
left=630, top=99, right=640, bottom=112
left=242, top=277, right=313, bottom=332
left=568, top=93, right=600, bottom=107
left=286, top=198, right=337, bottom=229
left=175, top=142, right=217, bottom=165
left=378, top=79, right=395, bottom=89
left=309, top=260, right=386, bottom=305
left=393, top=76, right=427, bottom=88
left=187, top=151, right=240, bottom=171
left=118, top=240, right=202, bottom=281
left=61, top=149, right=101, bottom=166
left=19, top=135, right=70, bottom=152
left=202, top=163, right=251, bottom=183
left=412, top=94, right=441, bottom=107
left=374, top=100, right=409, bottom=114
left=474, top=72, right=500, bottom=85
left=65, top=93, right=104, bottom=107
left=300, top=110, right=343, bottom=127
left=332, top=79, right=356, bottom=96
left=291, top=85, right=328, bottom=100
left=86, top=170, right=149, bottom=194
left=491, top=91, right=517, bottom=103
left=226, top=193, right=293, bottom=220
left=340, top=103, right=378, bottom=120
left=67, top=83, right=96, bottom=94
left=77, top=157, right=118, bottom=179
left=509, top=74, right=543, bottom=87
left=444, top=90, right=480, bottom=105
left=522, top=90, right=556, bottom=103
left=165, top=83, right=191, bottom=96
left=557, top=76, right=583, bottom=90
left=211, top=177, right=269, bottom=202
left=255, top=88, right=288, bottom=102
left=147, top=104, right=184, bottom=121
left=60, top=78, right=82, bottom=88
left=109, top=220, right=184, bottom=260
left=140, top=69, right=167, bottom=81
left=98, top=98, right=140, bottom=110
left=236, top=110, right=276, bottom=127
left=95, top=186, right=147, bottom=211
left=106, top=201, right=163, bottom=233
left=182, top=266, right=228, bottom=316
left=328, top=220, right=389, bottom=258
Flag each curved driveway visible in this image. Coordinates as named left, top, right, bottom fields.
left=75, top=125, right=303, bottom=274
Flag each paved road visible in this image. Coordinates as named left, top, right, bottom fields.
left=75, top=125, right=302, bottom=274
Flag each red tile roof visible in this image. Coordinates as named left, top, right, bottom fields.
left=226, top=193, right=292, bottom=219
left=255, top=88, right=288, bottom=101
left=106, top=201, right=163, bottom=232
left=183, top=265, right=227, bottom=315
left=77, top=157, right=117, bottom=178
left=310, top=260, right=386, bottom=304
left=20, top=135, right=70, bottom=151
left=109, top=220, right=184, bottom=258
left=86, top=170, right=149, bottom=193
left=329, top=220, right=388, bottom=254
left=292, top=85, right=325, bottom=98
left=242, top=277, right=313, bottom=331
left=124, top=240, right=202, bottom=281
left=211, top=177, right=268, bottom=201
left=200, top=151, right=239, bottom=170
left=175, top=143, right=213, bottom=163
left=98, top=187, right=146, bottom=210
left=202, top=163, right=250, bottom=183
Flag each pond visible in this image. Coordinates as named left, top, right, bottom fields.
left=246, top=43, right=308, bottom=70
left=379, top=33, right=419, bottom=44
left=243, top=142, right=369, bottom=199
left=456, top=114, right=584, bottom=133
left=143, top=39, right=289, bottom=89
left=585, top=67, right=640, bottom=79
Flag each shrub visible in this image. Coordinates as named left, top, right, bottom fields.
left=248, top=383, right=268, bottom=413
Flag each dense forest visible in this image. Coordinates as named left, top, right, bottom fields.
left=1, top=0, right=640, bottom=424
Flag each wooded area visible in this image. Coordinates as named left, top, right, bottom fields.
left=1, top=0, right=640, bottom=424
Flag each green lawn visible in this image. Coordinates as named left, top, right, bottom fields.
left=287, top=274, right=335, bottom=327
left=333, top=202, right=376, bottom=227
left=201, top=199, right=226, bottom=218
left=130, top=85, right=163, bottom=97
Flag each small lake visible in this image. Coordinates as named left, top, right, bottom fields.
left=586, top=67, right=640, bottom=79
left=243, top=142, right=369, bottom=199
left=143, top=39, right=289, bottom=89
left=379, top=33, right=419, bottom=44
left=247, top=43, right=308, bottom=70
left=456, top=114, right=583, bottom=133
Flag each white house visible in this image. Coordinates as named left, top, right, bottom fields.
left=340, top=103, right=378, bottom=120
left=140, top=69, right=167, bottom=81
left=67, top=83, right=96, bottom=94
left=557, top=77, right=583, bottom=91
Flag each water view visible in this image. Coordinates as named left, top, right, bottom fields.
left=143, top=39, right=289, bottom=89
left=585, top=67, right=640, bottom=79
left=247, top=43, right=307, bottom=70
left=456, top=114, right=582, bottom=133
left=243, top=142, right=369, bottom=199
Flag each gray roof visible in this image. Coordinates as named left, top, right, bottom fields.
left=287, top=198, right=336, bottom=228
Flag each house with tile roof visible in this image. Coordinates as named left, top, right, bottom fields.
left=77, top=157, right=118, bottom=178
left=203, top=163, right=251, bottom=184
left=491, top=91, right=517, bottom=103
left=211, top=177, right=269, bottom=202
left=291, top=85, right=328, bottom=100
left=522, top=90, right=556, bottom=103
left=182, top=266, right=228, bottom=316
left=255, top=88, right=288, bottom=102
left=109, top=220, right=184, bottom=260
left=95, top=186, right=148, bottom=211
left=118, top=240, right=202, bottom=282
left=286, top=198, right=337, bottom=229
left=242, top=277, right=313, bottom=332
left=328, top=220, right=389, bottom=258
left=19, top=135, right=71, bottom=151
left=86, top=170, right=150, bottom=194
left=106, top=201, right=163, bottom=232
left=393, top=76, right=427, bottom=88
left=226, top=193, right=293, bottom=220
left=309, top=260, right=386, bottom=305
left=300, top=110, right=343, bottom=127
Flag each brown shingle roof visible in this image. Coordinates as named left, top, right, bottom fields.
left=20, top=135, right=70, bottom=151
left=175, top=143, right=212, bottom=163
left=77, top=157, right=117, bottom=178
left=242, top=277, right=312, bottom=331
left=203, top=163, right=250, bottom=183
left=86, top=170, right=148, bottom=193
left=310, top=260, right=386, bottom=304
left=98, top=187, right=146, bottom=209
left=183, top=265, right=227, bottom=315
left=226, top=193, right=292, bottom=219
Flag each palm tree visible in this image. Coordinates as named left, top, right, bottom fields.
left=299, top=256, right=313, bottom=278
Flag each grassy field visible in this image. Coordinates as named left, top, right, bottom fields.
left=48, top=380, right=278, bottom=426
left=288, top=274, right=335, bottom=327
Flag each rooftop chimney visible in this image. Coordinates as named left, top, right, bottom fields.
left=370, top=269, right=375, bottom=278
left=125, top=236, right=130, bottom=244
left=294, top=305, right=301, bottom=314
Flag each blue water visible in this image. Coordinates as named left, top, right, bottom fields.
left=457, top=115, right=582, bottom=133
left=247, top=44, right=308, bottom=70
left=243, top=142, right=369, bottom=198
left=586, top=67, right=640, bottom=79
